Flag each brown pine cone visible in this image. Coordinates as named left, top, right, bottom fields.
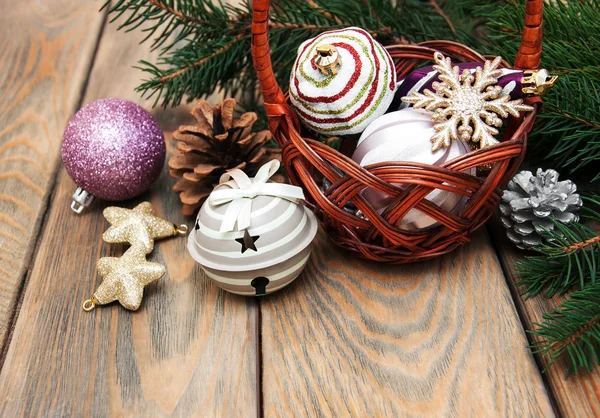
left=169, top=98, right=281, bottom=216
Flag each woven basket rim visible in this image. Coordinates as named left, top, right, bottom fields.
left=250, top=0, right=545, bottom=263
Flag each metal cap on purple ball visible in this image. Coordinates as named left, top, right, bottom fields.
left=61, top=98, right=165, bottom=213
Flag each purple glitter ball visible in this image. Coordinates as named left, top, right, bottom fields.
left=61, top=98, right=165, bottom=201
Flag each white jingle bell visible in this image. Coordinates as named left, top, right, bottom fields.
left=289, top=27, right=397, bottom=136
left=352, top=108, right=475, bottom=231
left=188, top=160, right=318, bottom=296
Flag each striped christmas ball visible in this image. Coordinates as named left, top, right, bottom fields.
left=289, top=27, right=397, bottom=136
left=353, top=108, right=475, bottom=231
left=188, top=195, right=319, bottom=296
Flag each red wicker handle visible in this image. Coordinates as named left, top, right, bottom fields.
left=251, top=0, right=544, bottom=104
left=251, top=0, right=286, bottom=107
left=514, top=0, right=544, bottom=70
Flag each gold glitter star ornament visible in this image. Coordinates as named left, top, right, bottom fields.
left=103, top=201, right=187, bottom=252
left=83, top=201, right=189, bottom=312
left=402, top=52, right=534, bottom=152
left=84, top=244, right=165, bottom=311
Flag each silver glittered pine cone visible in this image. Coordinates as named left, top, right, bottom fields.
left=500, top=169, right=582, bottom=249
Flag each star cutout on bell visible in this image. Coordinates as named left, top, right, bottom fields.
left=235, top=230, right=259, bottom=253
left=102, top=201, right=186, bottom=253
left=87, top=244, right=166, bottom=311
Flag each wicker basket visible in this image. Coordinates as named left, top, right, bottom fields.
left=251, top=0, right=544, bottom=263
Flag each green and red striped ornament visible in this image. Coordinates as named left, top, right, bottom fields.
left=289, top=27, right=397, bottom=136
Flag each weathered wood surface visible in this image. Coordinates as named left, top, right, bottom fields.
left=0, top=1, right=596, bottom=417
left=0, top=0, right=105, bottom=356
left=0, top=16, right=258, bottom=418
left=489, top=219, right=600, bottom=418
left=261, top=230, right=555, bottom=417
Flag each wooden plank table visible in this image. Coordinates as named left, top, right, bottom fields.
left=0, top=1, right=596, bottom=416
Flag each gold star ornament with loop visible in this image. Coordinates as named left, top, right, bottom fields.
left=103, top=201, right=188, bottom=252
left=83, top=244, right=165, bottom=311
left=83, top=201, right=189, bottom=311
left=402, top=52, right=535, bottom=152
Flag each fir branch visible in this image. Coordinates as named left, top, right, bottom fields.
left=305, top=0, right=343, bottom=24
left=146, top=0, right=202, bottom=23
left=477, top=0, right=600, bottom=180
left=157, top=33, right=245, bottom=83
left=103, top=0, right=225, bottom=52
left=563, top=235, right=600, bottom=254
left=530, top=281, right=600, bottom=375
left=105, top=0, right=489, bottom=109
left=517, top=221, right=600, bottom=298
left=517, top=195, right=600, bottom=298
left=428, top=0, right=455, bottom=34
left=135, top=33, right=252, bottom=107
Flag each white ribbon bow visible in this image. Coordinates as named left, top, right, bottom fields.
left=209, top=160, right=306, bottom=233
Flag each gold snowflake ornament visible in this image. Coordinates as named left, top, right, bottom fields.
left=402, top=52, right=534, bottom=152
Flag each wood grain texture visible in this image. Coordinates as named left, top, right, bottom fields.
left=0, top=16, right=258, bottom=418
left=0, top=0, right=105, bottom=354
left=489, top=219, right=600, bottom=417
left=261, top=230, right=555, bottom=417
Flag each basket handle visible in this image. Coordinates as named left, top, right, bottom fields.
left=514, top=0, right=544, bottom=70
left=251, top=0, right=544, bottom=105
left=251, top=0, right=286, bottom=107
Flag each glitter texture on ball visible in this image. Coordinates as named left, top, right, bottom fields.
left=289, top=27, right=397, bottom=136
left=61, top=98, right=165, bottom=202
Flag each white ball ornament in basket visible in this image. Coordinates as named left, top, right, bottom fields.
left=188, top=160, right=318, bottom=296
left=352, top=108, right=475, bottom=230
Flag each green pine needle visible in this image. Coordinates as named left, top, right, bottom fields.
left=517, top=195, right=600, bottom=374
left=103, top=0, right=492, bottom=108
left=476, top=0, right=600, bottom=180
left=516, top=222, right=600, bottom=298
left=517, top=196, right=600, bottom=298
left=530, top=281, right=600, bottom=375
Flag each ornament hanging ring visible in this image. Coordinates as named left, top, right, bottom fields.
left=175, top=224, right=189, bottom=235
left=315, top=44, right=341, bottom=76
left=82, top=298, right=97, bottom=312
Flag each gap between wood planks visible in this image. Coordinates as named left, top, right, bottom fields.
left=487, top=218, right=600, bottom=417
left=0, top=8, right=109, bottom=374
left=256, top=299, right=264, bottom=418
left=485, top=222, right=562, bottom=418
